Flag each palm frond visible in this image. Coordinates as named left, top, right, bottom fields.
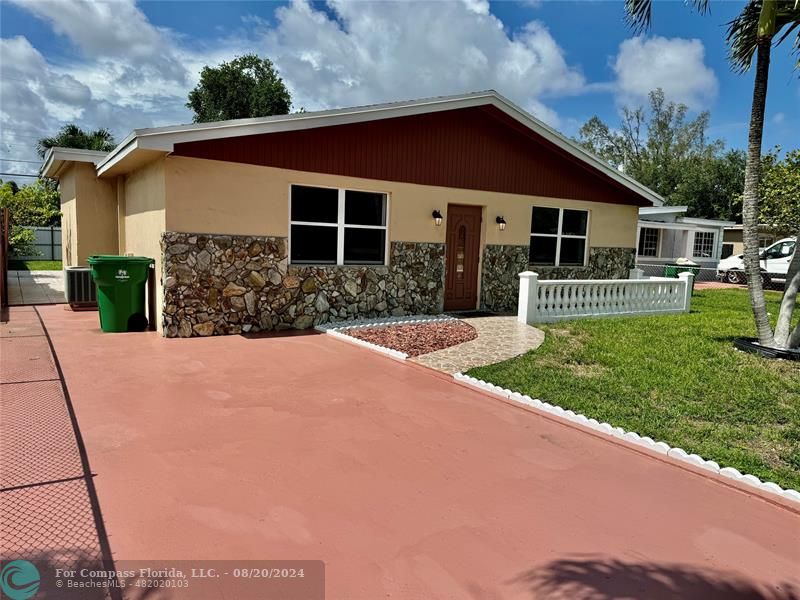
left=625, top=0, right=710, bottom=32
left=624, top=0, right=653, bottom=33
left=727, top=0, right=800, bottom=72
left=687, top=0, right=712, bottom=16
left=727, top=1, right=762, bottom=72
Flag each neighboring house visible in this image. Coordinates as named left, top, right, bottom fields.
left=636, top=206, right=734, bottom=278
left=42, top=90, right=663, bottom=337
left=722, top=224, right=785, bottom=259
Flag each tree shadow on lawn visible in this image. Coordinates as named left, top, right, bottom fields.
left=512, top=555, right=799, bottom=600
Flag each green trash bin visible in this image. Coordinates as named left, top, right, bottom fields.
left=88, top=255, right=154, bottom=332
left=663, top=264, right=700, bottom=294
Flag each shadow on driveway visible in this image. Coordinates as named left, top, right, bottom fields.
left=514, top=556, right=800, bottom=600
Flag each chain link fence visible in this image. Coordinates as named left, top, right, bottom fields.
left=636, top=262, right=721, bottom=282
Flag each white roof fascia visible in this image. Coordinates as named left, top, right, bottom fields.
left=639, top=205, right=688, bottom=215
left=639, top=220, right=729, bottom=232
left=40, top=147, right=109, bottom=178
left=95, top=137, right=142, bottom=177
left=679, top=217, right=737, bottom=227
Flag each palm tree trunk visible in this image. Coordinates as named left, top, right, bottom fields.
left=742, top=39, right=775, bottom=347
left=789, top=320, right=800, bottom=349
left=774, top=237, right=800, bottom=348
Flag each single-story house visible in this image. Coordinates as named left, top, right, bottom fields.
left=42, top=90, right=664, bottom=337
left=722, top=224, right=787, bottom=258
left=636, top=206, right=734, bottom=278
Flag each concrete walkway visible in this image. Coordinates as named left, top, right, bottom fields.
left=7, top=270, right=65, bottom=305
left=7, top=305, right=800, bottom=599
left=412, top=315, right=544, bottom=373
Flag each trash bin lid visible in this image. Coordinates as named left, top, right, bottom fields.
left=87, top=255, right=154, bottom=264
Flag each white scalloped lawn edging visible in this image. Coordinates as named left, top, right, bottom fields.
left=316, top=314, right=457, bottom=360
left=315, top=314, right=455, bottom=332
left=453, top=372, right=800, bottom=506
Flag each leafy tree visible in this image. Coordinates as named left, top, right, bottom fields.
left=37, top=124, right=116, bottom=158
left=576, top=89, right=743, bottom=219
left=187, top=54, right=292, bottom=123
left=759, top=148, right=800, bottom=234
left=624, top=0, right=800, bottom=350
left=0, top=178, right=61, bottom=256
left=672, top=149, right=746, bottom=221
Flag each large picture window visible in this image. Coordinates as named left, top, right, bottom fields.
left=290, top=185, right=388, bottom=265
left=692, top=231, right=715, bottom=258
left=529, top=207, right=589, bottom=266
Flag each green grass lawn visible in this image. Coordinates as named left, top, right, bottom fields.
left=8, top=260, right=62, bottom=271
left=468, top=289, right=800, bottom=490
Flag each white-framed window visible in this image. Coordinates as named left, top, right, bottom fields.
left=638, top=227, right=659, bottom=257
left=692, top=231, right=715, bottom=258
left=758, top=235, right=775, bottom=249
left=289, top=184, right=388, bottom=265
left=529, top=206, right=589, bottom=266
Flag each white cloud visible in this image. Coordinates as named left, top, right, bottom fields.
left=2, top=0, right=590, bottom=177
left=772, top=112, right=785, bottom=124
left=612, top=36, right=718, bottom=109
left=461, top=0, right=491, bottom=15
left=9, top=0, right=187, bottom=84
left=263, top=0, right=585, bottom=126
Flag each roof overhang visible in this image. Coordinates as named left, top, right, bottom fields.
left=639, top=205, right=688, bottom=216
left=679, top=217, right=737, bottom=227
left=95, top=90, right=665, bottom=206
left=724, top=224, right=778, bottom=230
left=638, top=217, right=737, bottom=231
left=40, top=147, right=110, bottom=179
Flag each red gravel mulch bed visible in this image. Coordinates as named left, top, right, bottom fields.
left=341, top=320, right=477, bottom=357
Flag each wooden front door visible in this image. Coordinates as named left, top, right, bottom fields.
left=444, top=204, right=482, bottom=311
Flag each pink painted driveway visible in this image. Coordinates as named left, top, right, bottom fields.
left=30, top=306, right=800, bottom=598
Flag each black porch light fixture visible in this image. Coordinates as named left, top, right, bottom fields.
left=432, top=209, right=443, bottom=226
left=496, top=215, right=507, bottom=231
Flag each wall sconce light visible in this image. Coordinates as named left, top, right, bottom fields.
left=432, top=209, right=443, bottom=226
left=496, top=215, right=507, bottom=231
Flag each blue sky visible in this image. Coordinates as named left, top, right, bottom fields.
left=1, top=0, right=798, bottom=180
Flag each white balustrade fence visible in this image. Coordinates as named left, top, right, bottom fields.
left=517, top=269, right=694, bottom=324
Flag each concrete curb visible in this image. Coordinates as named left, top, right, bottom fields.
left=316, top=314, right=457, bottom=360
left=453, top=372, right=800, bottom=506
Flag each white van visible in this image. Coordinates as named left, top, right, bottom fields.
left=717, top=237, right=796, bottom=285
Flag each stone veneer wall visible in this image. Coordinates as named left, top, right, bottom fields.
left=480, top=245, right=636, bottom=313
left=480, top=245, right=530, bottom=313
left=161, top=232, right=444, bottom=337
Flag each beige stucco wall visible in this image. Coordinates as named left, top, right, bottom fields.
left=121, top=157, right=167, bottom=329
left=58, top=163, right=118, bottom=265
left=723, top=228, right=783, bottom=256
left=59, top=167, right=79, bottom=267
left=164, top=156, right=639, bottom=249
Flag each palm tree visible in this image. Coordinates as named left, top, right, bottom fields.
left=727, top=1, right=800, bottom=349
left=37, top=124, right=116, bottom=158
left=625, top=0, right=800, bottom=349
